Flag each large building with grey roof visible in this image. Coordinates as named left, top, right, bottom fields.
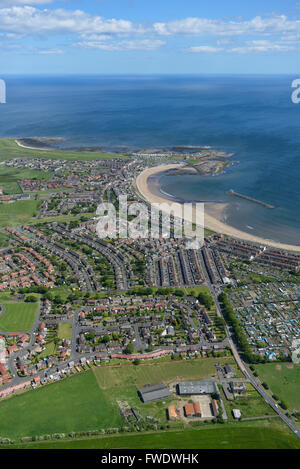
left=138, top=384, right=170, bottom=403
left=177, top=380, right=219, bottom=396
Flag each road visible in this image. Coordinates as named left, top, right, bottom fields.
left=199, top=247, right=300, bottom=439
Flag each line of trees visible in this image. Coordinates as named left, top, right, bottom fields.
left=218, top=292, right=263, bottom=364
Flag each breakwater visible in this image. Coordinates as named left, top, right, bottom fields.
left=228, top=190, right=275, bottom=209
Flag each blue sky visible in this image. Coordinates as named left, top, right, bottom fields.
left=2, top=0, right=300, bottom=74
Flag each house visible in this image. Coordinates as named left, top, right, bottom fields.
left=17, top=334, right=29, bottom=346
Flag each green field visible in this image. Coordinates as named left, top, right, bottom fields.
left=57, top=322, right=73, bottom=340
left=255, top=363, right=300, bottom=412
left=0, top=199, right=38, bottom=227
left=0, top=138, right=127, bottom=162
left=0, top=167, right=52, bottom=195
left=3, top=420, right=300, bottom=449
left=0, top=360, right=299, bottom=448
left=184, top=285, right=211, bottom=297
left=93, top=357, right=233, bottom=389
left=0, top=302, right=38, bottom=332
left=0, top=358, right=232, bottom=439
left=0, top=370, right=122, bottom=439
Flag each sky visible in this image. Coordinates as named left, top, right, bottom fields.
left=2, top=0, right=300, bottom=74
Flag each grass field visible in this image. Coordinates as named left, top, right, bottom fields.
left=57, top=322, right=72, bottom=340
left=0, top=370, right=122, bottom=439
left=0, top=167, right=52, bottom=195
left=0, top=199, right=38, bottom=227
left=39, top=341, right=57, bottom=359
left=0, top=301, right=38, bottom=332
left=184, top=286, right=211, bottom=297
left=0, top=358, right=232, bottom=439
left=255, top=363, right=300, bottom=412
left=93, top=357, right=233, bottom=389
left=3, top=420, right=300, bottom=449
left=0, top=360, right=299, bottom=448
left=0, top=232, right=12, bottom=247
left=0, top=138, right=127, bottom=162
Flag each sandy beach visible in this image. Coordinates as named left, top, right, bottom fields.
left=14, top=139, right=52, bottom=151
left=136, top=164, right=300, bottom=252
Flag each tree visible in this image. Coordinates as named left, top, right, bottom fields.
left=102, top=335, right=110, bottom=344
left=125, top=342, right=134, bottom=355
left=25, top=295, right=38, bottom=303
left=133, top=358, right=141, bottom=365
left=198, top=292, right=213, bottom=310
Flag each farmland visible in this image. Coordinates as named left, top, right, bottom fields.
left=3, top=420, right=300, bottom=449
left=0, top=370, right=122, bottom=439
left=0, top=358, right=234, bottom=439
left=0, top=302, right=38, bottom=332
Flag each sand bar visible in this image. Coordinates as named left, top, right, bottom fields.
left=135, top=164, right=300, bottom=252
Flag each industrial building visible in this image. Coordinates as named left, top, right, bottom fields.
left=184, top=401, right=202, bottom=418
left=138, top=384, right=170, bottom=403
left=177, top=380, right=219, bottom=396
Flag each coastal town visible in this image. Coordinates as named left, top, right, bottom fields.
left=0, top=139, right=299, bottom=447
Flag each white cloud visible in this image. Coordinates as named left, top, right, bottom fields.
left=77, top=39, right=166, bottom=51
left=1, top=7, right=299, bottom=40
left=36, top=47, right=64, bottom=54
left=153, top=15, right=300, bottom=37
left=0, top=6, right=145, bottom=36
left=187, top=40, right=299, bottom=55
left=0, top=0, right=52, bottom=5
left=1, top=6, right=300, bottom=56
left=187, top=45, right=223, bottom=53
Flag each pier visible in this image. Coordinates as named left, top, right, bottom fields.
left=227, top=190, right=275, bottom=209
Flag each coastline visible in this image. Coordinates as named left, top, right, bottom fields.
left=136, top=164, right=300, bottom=253
left=14, top=139, right=52, bottom=151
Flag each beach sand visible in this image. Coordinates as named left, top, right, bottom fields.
left=136, top=164, right=300, bottom=252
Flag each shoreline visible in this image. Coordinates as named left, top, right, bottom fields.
left=136, top=164, right=300, bottom=253
left=14, top=139, right=52, bottom=151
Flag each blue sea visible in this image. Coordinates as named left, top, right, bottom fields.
left=0, top=74, right=299, bottom=244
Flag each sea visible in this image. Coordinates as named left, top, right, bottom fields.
left=0, top=74, right=299, bottom=245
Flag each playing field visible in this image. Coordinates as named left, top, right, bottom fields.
left=255, top=363, right=300, bottom=412
left=4, top=420, right=300, bottom=449
left=0, top=370, right=122, bottom=439
left=0, top=199, right=38, bottom=228
left=0, top=138, right=127, bottom=162
left=0, top=302, right=38, bottom=332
